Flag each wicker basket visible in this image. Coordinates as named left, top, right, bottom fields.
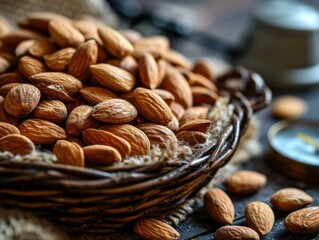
left=0, top=67, right=271, bottom=234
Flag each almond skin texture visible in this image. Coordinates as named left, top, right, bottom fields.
left=98, top=25, right=134, bottom=58
left=80, top=86, right=117, bottom=105
left=177, top=119, right=211, bottom=134
left=153, top=89, right=175, bottom=106
left=100, top=124, right=150, bottom=156
left=271, top=188, right=313, bottom=211
left=32, top=100, right=67, bottom=124
left=285, top=206, right=319, bottom=234
left=139, top=52, right=158, bottom=89
left=53, top=140, right=84, bottom=167
left=82, top=128, right=131, bottom=158
left=214, top=225, right=260, bottom=240
left=170, top=102, right=185, bottom=120
left=130, top=87, right=173, bottom=125
left=176, top=131, right=206, bottom=146
left=0, top=122, right=20, bottom=138
left=0, top=83, right=23, bottom=97
left=28, top=39, right=57, bottom=58
left=83, top=145, right=122, bottom=166
left=136, top=123, right=178, bottom=149
left=186, top=72, right=217, bottom=91
left=204, top=188, right=235, bottom=225
left=48, top=19, right=85, bottom=48
left=134, top=218, right=180, bottom=240
left=191, top=86, right=219, bottom=106
left=44, top=47, right=76, bottom=71
left=0, top=134, right=35, bottom=155
left=192, top=59, right=215, bottom=80
left=92, top=99, right=137, bottom=124
left=179, top=106, right=209, bottom=126
left=4, top=84, right=41, bottom=118
left=19, top=118, right=67, bottom=144
left=0, top=100, right=20, bottom=126
left=68, top=39, right=98, bottom=82
left=15, top=39, right=36, bottom=57
left=18, top=55, right=49, bottom=78
left=224, top=170, right=267, bottom=195
left=90, top=63, right=136, bottom=92
left=0, top=71, right=25, bottom=87
left=66, top=105, right=100, bottom=137
left=245, top=201, right=274, bottom=236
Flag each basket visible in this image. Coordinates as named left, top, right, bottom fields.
left=0, top=67, right=271, bottom=234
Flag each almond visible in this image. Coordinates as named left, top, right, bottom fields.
left=0, top=122, right=20, bottom=138
left=214, top=225, right=260, bottom=240
left=19, top=118, right=67, bottom=144
left=65, top=97, right=85, bottom=113
left=4, top=84, right=41, bottom=118
left=186, top=72, right=217, bottom=92
left=100, top=124, right=150, bottom=155
left=80, top=86, right=117, bottom=105
left=285, top=206, right=319, bottom=234
left=163, top=68, right=193, bottom=109
left=82, top=128, right=131, bottom=158
left=0, top=83, right=22, bottom=97
left=15, top=39, right=36, bottom=57
left=245, top=201, right=274, bottom=236
left=53, top=140, right=84, bottom=167
left=90, top=64, right=136, bottom=92
left=270, top=188, right=313, bottom=211
left=0, top=29, right=45, bottom=47
left=68, top=39, right=98, bottom=82
left=18, top=55, right=49, bottom=78
left=170, top=102, right=185, bottom=120
left=44, top=47, right=76, bottom=71
left=191, top=86, right=219, bottom=106
left=139, top=52, right=159, bottom=89
left=72, top=20, right=101, bottom=43
left=32, top=100, right=67, bottom=124
left=0, top=71, right=25, bottom=87
left=98, top=25, right=134, bottom=58
left=134, top=218, right=180, bottom=240
left=83, top=145, right=122, bottom=166
left=92, top=99, right=137, bottom=123
left=157, top=59, right=167, bottom=87
left=176, top=130, right=206, bottom=146
left=0, top=100, right=19, bottom=126
left=66, top=105, right=100, bottom=137
left=179, top=106, right=209, bottom=126
left=193, top=59, right=215, bottom=81
left=28, top=39, right=57, bottom=58
left=30, top=72, right=83, bottom=97
left=133, top=36, right=169, bottom=58
left=0, top=56, right=11, bottom=74
left=120, top=29, right=142, bottom=44
left=112, top=55, right=138, bottom=77
left=177, top=119, right=211, bottom=134
left=48, top=19, right=85, bottom=48
left=163, top=50, right=190, bottom=69
left=136, top=123, right=178, bottom=149
left=166, top=114, right=179, bottom=132
left=204, top=188, right=235, bottom=224
left=153, top=89, right=175, bottom=106
left=224, top=170, right=267, bottom=195
left=0, top=134, right=35, bottom=155
left=130, top=87, right=173, bottom=125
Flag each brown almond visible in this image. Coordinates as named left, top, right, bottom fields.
left=82, top=128, right=131, bottom=158
left=163, top=68, right=193, bottom=109
left=72, top=20, right=101, bottom=44
left=192, top=86, right=219, bottom=106
left=90, top=63, right=136, bottom=92
left=30, top=72, right=83, bottom=97
left=4, top=84, right=41, bottom=118
left=179, top=106, right=209, bottom=126
left=0, top=122, right=20, bottom=138
left=139, top=52, right=159, bottom=89
left=80, top=86, right=117, bottom=105
left=224, top=170, right=267, bottom=195
left=44, top=47, right=76, bottom=71
left=0, top=29, right=45, bottom=47
left=285, top=206, right=319, bottom=234
left=214, top=225, right=260, bottom=240
left=170, top=102, right=185, bottom=120
left=120, top=29, right=142, bottom=44
left=64, top=97, right=85, bottom=113
left=66, top=105, right=100, bottom=137
left=157, top=59, right=167, bottom=87
left=134, top=218, right=180, bottom=240
left=0, top=71, right=25, bottom=87
left=15, top=39, right=36, bottom=57
left=204, top=188, right=235, bottom=225
left=28, top=39, right=57, bottom=58
left=270, top=188, right=313, bottom=211
left=166, top=114, right=179, bottom=132
left=92, top=99, right=137, bottom=123
left=0, top=83, right=22, bottom=97
left=133, top=36, right=169, bottom=58
left=19, top=118, right=67, bottom=144
left=53, top=140, right=84, bottom=167
left=0, top=134, right=35, bottom=155
left=176, top=131, right=206, bottom=146
left=48, top=19, right=85, bottom=48
left=130, top=87, right=173, bottom=125
left=32, top=100, right=67, bottom=124
left=100, top=124, right=150, bottom=156
left=245, top=201, right=274, bottom=236
left=68, top=39, right=98, bottom=82
left=0, top=100, right=19, bottom=126
left=18, top=55, right=49, bottom=78
left=98, top=25, right=134, bottom=58
left=177, top=119, right=211, bottom=134
left=193, top=59, right=215, bottom=81
left=108, top=55, right=138, bottom=77
left=137, top=123, right=178, bottom=149
left=163, top=50, right=191, bottom=68
left=0, top=56, right=10, bottom=74
left=153, top=89, right=175, bottom=106
left=186, top=72, right=217, bottom=92
left=83, top=145, right=122, bottom=166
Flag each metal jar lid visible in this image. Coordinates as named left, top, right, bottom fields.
left=267, top=119, right=319, bottom=183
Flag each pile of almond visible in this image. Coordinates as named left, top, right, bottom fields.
left=0, top=12, right=219, bottom=167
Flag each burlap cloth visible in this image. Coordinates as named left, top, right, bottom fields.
left=0, top=2, right=262, bottom=239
